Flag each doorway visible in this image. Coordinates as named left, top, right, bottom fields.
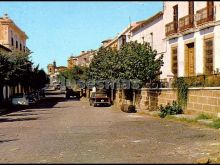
left=185, top=42, right=195, bottom=77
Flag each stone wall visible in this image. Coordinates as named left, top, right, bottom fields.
left=114, top=87, right=220, bottom=117
left=186, top=88, right=220, bottom=116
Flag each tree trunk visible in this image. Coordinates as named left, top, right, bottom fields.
left=0, top=84, right=3, bottom=103
left=5, top=85, right=8, bottom=101
left=133, top=90, right=136, bottom=106
left=111, top=88, right=113, bottom=104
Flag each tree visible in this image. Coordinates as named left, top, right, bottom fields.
left=89, top=41, right=164, bottom=87
left=0, top=50, right=49, bottom=102
left=0, top=52, right=11, bottom=101
left=89, top=41, right=164, bottom=105
left=58, top=65, right=89, bottom=87
left=89, top=47, right=118, bottom=80
left=118, top=41, right=164, bottom=86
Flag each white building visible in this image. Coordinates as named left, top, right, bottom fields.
left=127, top=11, right=168, bottom=79
left=164, top=1, right=220, bottom=78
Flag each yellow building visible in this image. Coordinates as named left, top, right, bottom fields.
left=0, top=14, right=28, bottom=52
left=47, top=64, right=55, bottom=75
left=67, top=56, right=78, bottom=69
left=103, top=37, right=118, bottom=50
left=67, top=50, right=97, bottom=68
left=47, top=60, right=67, bottom=75
left=0, top=44, right=12, bottom=53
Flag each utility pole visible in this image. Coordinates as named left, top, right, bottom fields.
left=129, top=16, right=132, bottom=41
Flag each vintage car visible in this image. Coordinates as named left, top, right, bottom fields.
left=89, top=91, right=111, bottom=107
left=65, top=88, right=80, bottom=100
left=11, top=93, right=29, bottom=106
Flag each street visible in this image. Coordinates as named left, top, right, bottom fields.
left=0, top=92, right=220, bottom=163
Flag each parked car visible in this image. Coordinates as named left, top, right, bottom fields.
left=89, top=91, right=111, bottom=107
left=60, top=86, right=67, bottom=94
left=26, top=93, right=37, bottom=104
left=54, top=84, right=61, bottom=90
left=65, top=88, right=80, bottom=100
left=39, top=89, right=46, bottom=98
left=11, top=93, right=29, bottom=106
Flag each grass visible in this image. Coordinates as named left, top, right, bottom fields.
left=196, top=114, right=212, bottom=120
left=165, top=113, right=220, bottom=129
left=209, top=119, right=220, bottom=129
left=165, top=115, right=197, bottom=124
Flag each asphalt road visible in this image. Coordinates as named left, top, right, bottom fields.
left=0, top=91, right=220, bottom=163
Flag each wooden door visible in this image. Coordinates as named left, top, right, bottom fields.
left=185, top=43, right=195, bottom=77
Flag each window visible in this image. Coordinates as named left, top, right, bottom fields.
left=207, top=1, right=214, bottom=19
left=173, top=5, right=178, bottom=30
left=121, top=35, right=126, bottom=46
left=171, top=47, right=178, bottom=77
left=20, top=43, right=22, bottom=51
left=16, top=41, right=18, bottom=49
left=189, top=1, right=194, bottom=15
left=142, top=36, right=144, bottom=44
left=11, top=38, right=14, bottom=46
left=204, top=38, right=214, bottom=75
left=189, top=1, right=194, bottom=24
left=150, top=33, right=153, bottom=48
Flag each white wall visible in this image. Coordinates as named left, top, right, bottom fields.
left=164, top=1, right=220, bottom=78
left=131, top=16, right=165, bottom=54
left=214, top=25, right=220, bottom=71
left=130, top=15, right=171, bottom=79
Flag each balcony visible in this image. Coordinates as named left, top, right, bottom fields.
left=179, top=15, right=194, bottom=32
left=196, top=6, right=214, bottom=26
left=165, top=21, right=178, bottom=36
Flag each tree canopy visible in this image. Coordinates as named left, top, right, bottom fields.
left=89, top=41, right=164, bottom=87
left=0, top=50, right=49, bottom=101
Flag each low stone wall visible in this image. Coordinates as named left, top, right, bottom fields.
left=114, top=87, right=220, bottom=117
left=186, top=88, right=220, bottom=116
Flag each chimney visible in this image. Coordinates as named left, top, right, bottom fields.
left=3, top=13, right=9, bottom=19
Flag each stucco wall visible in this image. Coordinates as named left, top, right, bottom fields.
left=131, top=16, right=165, bottom=53
left=164, top=1, right=220, bottom=78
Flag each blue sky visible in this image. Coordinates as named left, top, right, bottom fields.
left=0, top=1, right=163, bottom=71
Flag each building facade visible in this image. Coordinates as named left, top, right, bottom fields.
left=0, top=44, right=12, bottom=53
left=103, top=37, right=118, bottom=50
left=0, top=14, right=28, bottom=53
left=67, top=56, right=78, bottom=69
left=128, top=11, right=168, bottom=79
left=164, top=1, right=220, bottom=78
left=68, top=50, right=97, bottom=68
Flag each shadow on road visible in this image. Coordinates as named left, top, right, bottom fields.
left=0, top=92, right=67, bottom=116
left=4, top=113, right=38, bottom=117
left=0, top=139, right=19, bottom=144
left=0, top=117, right=39, bottom=123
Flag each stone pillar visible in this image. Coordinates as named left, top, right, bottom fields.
left=139, top=88, right=150, bottom=111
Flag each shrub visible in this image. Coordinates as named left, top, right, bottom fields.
left=209, top=119, right=220, bottom=129
left=128, top=105, right=136, bottom=113
left=159, top=101, right=183, bottom=118
left=172, top=77, right=189, bottom=107
left=120, top=104, right=136, bottom=113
